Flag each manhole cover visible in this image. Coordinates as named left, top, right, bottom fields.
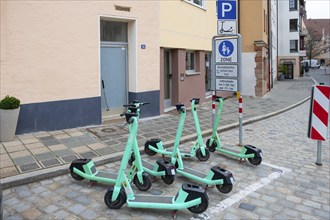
left=101, top=128, right=116, bottom=133
left=86, top=125, right=128, bottom=138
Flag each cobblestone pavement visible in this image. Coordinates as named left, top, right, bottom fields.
left=0, top=76, right=314, bottom=186
left=2, top=101, right=329, bottom=219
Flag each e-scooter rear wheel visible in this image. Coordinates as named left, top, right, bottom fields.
left=133, top=172, right=152, bottom=191
left=187, top=196, right=208, bottom=214
left=206, top=139, right=216, bottom=152
left=248, top=157, right=262, bottom=165
left=216, top=184, right=233, bottom=194
left=104, top=187, right=126, bottom=209
left=196, top=148, right=210, bottom=161
left=161, top=175, right=175, bottom=185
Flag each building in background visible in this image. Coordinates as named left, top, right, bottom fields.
left=278, top=0, right=306, bottom=79
left=159, top=0, right=217, bottom=112
left=239, top=0, right=270, bottom=96
left=269, top=0, right=278, bottom=89
left=304, top=19, right=330, bottom=66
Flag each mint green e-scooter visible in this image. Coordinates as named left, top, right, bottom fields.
left=144, top=98, right=210, bottom=162
left=104, top=112, right=209, bottom=215
left=124, top=101, right=176, bottom=185
left=206, top=96, right=263, bottom=165
left=146, top=104, right=234, bottom=194
left=69, top=152, right=152, bottom=191
left=69, top=107, right=175, bottom=189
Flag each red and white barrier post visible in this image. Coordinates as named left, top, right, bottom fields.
left=307, top=85, right=330, bottom=166
left=238, top=93, right=243, bottom=145
left=212, top=91, right=216, bottom=130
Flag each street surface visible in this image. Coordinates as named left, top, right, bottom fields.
left=307, top=67, right=330, bottom=86
left=2, top=101, right=329, bottom=219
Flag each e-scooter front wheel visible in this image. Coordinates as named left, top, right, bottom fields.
left=133, top=172, right=152, bottom=191
left=196, top=148, right=210, bottom=161
left=161, top=175, right=175, bottom=185
left=216, top=184, right=233, bottom=194
left=187, top=196, right=209, bottom=214
left=70, top=169, right=84, bottom=181
left=128, top=154, right=135, bottom=166
left=206, top=139, right=216, bottom=152
left=104, top=187, right=126, bottom=209
left=248, top=157, right=262, bottom=165
left=144, top=140, right=158, bottom=156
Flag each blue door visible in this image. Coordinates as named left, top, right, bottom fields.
left=101, top=45, right=127, bottom=112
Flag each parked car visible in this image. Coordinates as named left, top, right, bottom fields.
left=301, top=59, right=320, bottom=68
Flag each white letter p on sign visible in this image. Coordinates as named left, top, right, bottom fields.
left=222, top=3, right=232, bottom=18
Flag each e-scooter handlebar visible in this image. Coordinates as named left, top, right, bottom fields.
left=123, top=101, right=150, bottom=108
left=132, top=100, right=150, bottom=106
left=190, top=98, right=200, bottom=105
left=175, top=103, right=185, bottom=113
left=123, top=104, right=136, bottom=107
left=213, top=96, right=227, bottom=102
left=120, top=112, right=138, bottom=123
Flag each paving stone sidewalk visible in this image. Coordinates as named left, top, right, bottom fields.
left=0, top=77, right=314, bottom=188
left=2, top=101, right=329, bottom=220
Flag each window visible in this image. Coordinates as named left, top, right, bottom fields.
left=290, top=40, right=298, bottom=53
left=300, top=37, right=305, bottom=50
left=264, top=10, right=268, bottom=34
left=289, top=19, right=298, bottom=32
left=289, top=0, right=297, bottom=11
left=186, top=51, right=196, bottom=72
left=100, top=20, right=127, bottom=42
left=185, top=0, right=205, bottom=8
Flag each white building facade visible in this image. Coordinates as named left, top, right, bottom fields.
left=270, top=0, right=278, bottom=86
left=278, top=0, right=305, bottom=79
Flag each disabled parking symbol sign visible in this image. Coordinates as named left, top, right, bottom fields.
left=219, top=41, right=234, bottom=57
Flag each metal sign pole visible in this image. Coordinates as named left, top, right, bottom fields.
left=316, top=141, right=322, bottom=166
left=211, top=40, right=216, bottom=129
left=238, top=34, right=243, bottom=146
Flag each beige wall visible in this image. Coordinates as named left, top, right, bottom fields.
left=0, top=1, right=159, bottom=104
left=240, top=0, right=268, bottom=52
left=160, top=0, right=216, bottom=50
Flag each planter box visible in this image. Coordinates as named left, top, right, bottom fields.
left=0, top=107, right=20, bottom=142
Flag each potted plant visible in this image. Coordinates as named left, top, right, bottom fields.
left=278, top=64, right=287, bottom=80
left=0, top=95, right=20, bottom=142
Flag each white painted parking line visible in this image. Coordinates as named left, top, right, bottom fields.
left=191, top=163, right=292, bottom=220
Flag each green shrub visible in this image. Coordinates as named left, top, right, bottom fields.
left=0, top=95, right=20, bottom=109
left=279, top=64, right=288, bottom=74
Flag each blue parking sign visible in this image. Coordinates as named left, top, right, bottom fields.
left=217, top=0, right=237, bottom=20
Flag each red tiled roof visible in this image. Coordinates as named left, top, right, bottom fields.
left=304, top=19, right=330, bottom=40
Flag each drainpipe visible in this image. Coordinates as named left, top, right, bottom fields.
left=276, top=0, right=279, bottom=80
left=268, top=0, right=272, bottom=89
